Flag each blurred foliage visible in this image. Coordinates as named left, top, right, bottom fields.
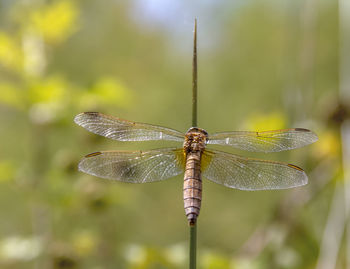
left=0, top=0, right=342, bottom=268
left=27, top=0, right=79, bottom=44
left=242, top=112, right=286, bottom=131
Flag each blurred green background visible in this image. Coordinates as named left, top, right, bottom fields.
left=0, top=0, right=345, bottom=268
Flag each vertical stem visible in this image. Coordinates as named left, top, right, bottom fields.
left=190, top=225, right=197, bottom=269
left=317, top=1, right=350, bottom=268
left=192, top=19, right=198, bottom=127
left=189, top=18, right=198, bottom=269
left=339, top=0, right=350, bottom=267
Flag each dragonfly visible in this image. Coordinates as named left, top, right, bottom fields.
left=74, top=112, right=318, bottom=225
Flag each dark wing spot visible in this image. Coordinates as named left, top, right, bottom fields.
left=83, top=112, right=100, bottom=117
left=85, top=152, right=102, bottom=157
left=294, top=128, right=310, bottom=132
left=288, top=163, right=304, bottom=172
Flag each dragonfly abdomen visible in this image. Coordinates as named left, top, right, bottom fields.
left=183, top=152, right=202, bottom=226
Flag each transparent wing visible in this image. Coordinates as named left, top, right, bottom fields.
left=202, top=149, right=308, bottom=190
left=74, top=112, right=184, bottom=142
left=78, top=148, right=185, bottom=183
left=207, top=128, right=318, bottom=152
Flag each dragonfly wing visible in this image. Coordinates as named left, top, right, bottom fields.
left=202, top=149, right=308, bottom=190
left=78, top=148, right=185, bottom=183
left=74, top=112, right=184, bottom=142
left=207, top=128, right=318, bottom=152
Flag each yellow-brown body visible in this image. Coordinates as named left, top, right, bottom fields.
left=183, top=127, right=208, bottom=226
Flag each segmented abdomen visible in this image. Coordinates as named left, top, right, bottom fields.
left=183, top=152, right=202, bottom=226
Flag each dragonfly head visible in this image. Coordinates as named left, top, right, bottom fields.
left=186, top=127, right=208, bottom=137
left=184, top=127, right=208, bottom=152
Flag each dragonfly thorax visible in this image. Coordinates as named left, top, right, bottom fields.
left=184, top=127, right=208, bottom=153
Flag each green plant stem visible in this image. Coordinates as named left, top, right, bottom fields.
left=189, top=18, right=198, bottom=269
left=190, top=224, right=197, bottom=269
left=192, top=18, right=198, bottom=127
